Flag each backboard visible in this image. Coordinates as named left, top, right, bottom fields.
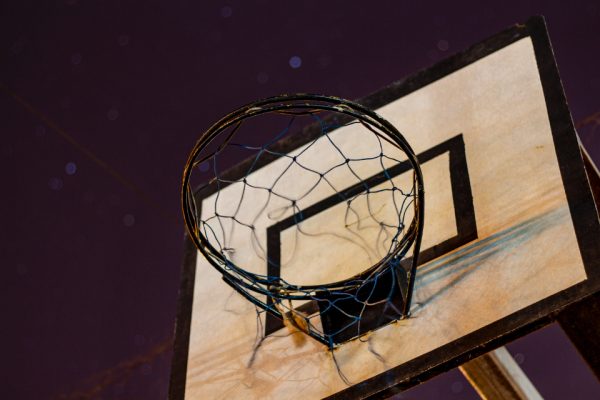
left=170, top=17, right=600, bottom=399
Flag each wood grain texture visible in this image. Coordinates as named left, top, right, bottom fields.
left=169, top=17, right=600, bottom=399
left=184, top=35, right=585, bottom=400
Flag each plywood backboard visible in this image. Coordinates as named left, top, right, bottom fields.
left=170, top=17, right=600, bottom=400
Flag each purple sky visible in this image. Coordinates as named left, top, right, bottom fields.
left=2, top=1, right=600, bottom=399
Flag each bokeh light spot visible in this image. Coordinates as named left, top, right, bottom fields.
left=289, top=56, right=302, bottom=69
left=118, top=34, right=130, bottom=46
left=257, top=72, right=269, bottom=84
left=427, top=49, right=439, bottom=61
left=11, top=37, right=26, bottom=54
left=318, top=55, right=332, bottom=68
left=107, top=108, right=119, bottom=121
left=49, top=177, right=64, bottom=191
left=141, top=363, right=153, bottom=375
left=65, top=162, right=77, bottom=175
left=123, top=214, right=135, bottom=227
left=514, top=352, right=525, bottom=365
left=71, top=53, right=82, bottom=65
left=134, top=334, right=145, bottom=346
left=221, top=6, right=233, bottom=18
left=199, top=161, right=210, bottom=172
left=451, top=381, right=463, bottom=393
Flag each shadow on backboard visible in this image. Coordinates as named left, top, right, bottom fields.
left=413, top=205, right=568, bottom=312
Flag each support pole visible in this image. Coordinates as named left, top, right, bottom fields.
left=557, top=291, right=600, bottom=380
left=555, top=143, right=600, bottom=379
left=459, top=347, right=542, bottom=400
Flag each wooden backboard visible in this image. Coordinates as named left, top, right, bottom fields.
left=170, top=17, right=600, bottom=399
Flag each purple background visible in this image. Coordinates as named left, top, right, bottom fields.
left=3, top=1, right=600, bottom=399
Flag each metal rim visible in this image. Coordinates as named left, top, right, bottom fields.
left=181, top=94, right=424, bottom=301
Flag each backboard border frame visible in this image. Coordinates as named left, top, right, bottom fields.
left=169, top=15, right=600, bottom=400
